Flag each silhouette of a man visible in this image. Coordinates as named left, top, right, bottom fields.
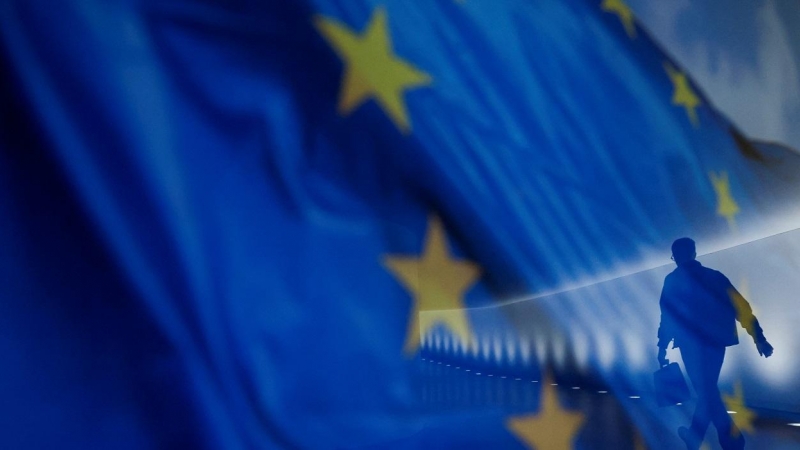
left=657, top=238, right=773, bottom=450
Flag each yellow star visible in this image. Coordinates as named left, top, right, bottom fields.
left=664, top=63, right=701, bottom=127
left=723, top=381, right=756, bottom=435
left=383, top=216, right=481, bottom=354
left=709, top=171, right=740, bottom=230
left=601, top=0, right=636, bottom=38
left=313, top=8, right=432, bottom=133
left=506, top=375, right=585, bottom=449
left=729, top=278, right=755, bottom=333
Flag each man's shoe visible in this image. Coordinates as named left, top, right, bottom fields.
left=678, top=426, right=701, bottom=450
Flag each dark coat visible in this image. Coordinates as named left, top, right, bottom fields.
left=657, top=260, right=762, bottom=349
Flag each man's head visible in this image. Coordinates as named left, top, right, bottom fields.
left=671, top=237, right=696, bottom=265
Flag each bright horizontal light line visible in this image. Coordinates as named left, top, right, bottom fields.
left=788, top=423, right=800, bottom=427
left=572, top=387, right=580, bottom=390
left=629, top=396, right=640, bottom=399
left=598, top=391, right=608, bottom=394
left=551, top=383, right=558, bottom=386
left=727, top=411, right=737, bottom=414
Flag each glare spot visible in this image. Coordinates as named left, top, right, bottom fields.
left=519, top=339, right=532, bottom=365
left=552, top=336, right=567, bottom=368
left=571, top=331, right=590, bottom=369
left=492, top=335, right=504, bottom=363
left=534, top=336, right=548, bottom=362
left=595, top=334, right=616, bottom=371
left=622, top=334, right=646, bottom=370
left=505, top=335, right=517, bottom=363
left=481, top=337, right=492, bottom=361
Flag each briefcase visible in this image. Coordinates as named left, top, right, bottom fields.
left=653, top=362, right=690, bottom=407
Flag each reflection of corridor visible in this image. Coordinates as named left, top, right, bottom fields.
left=415, top=354, right=626, bottom=417
left=412, top=356, right=800, bottom=449
left=413, top=354, right=636, bottom=448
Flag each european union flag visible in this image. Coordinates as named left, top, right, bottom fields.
left=2, top=0, right=799, bottom=449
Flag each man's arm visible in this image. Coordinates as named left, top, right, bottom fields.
left=656, top=283, right=673, bottom=366
left=727, top=285, right=773, bottom=358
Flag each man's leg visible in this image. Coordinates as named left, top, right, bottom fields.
left=702, top=347, right=745, bottom=449
left=685, top=345, right=744, bottom=450
left=681, top=343, right=712, bottom=441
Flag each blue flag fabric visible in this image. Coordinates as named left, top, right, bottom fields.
left=2, top=0, right=799, bottom=448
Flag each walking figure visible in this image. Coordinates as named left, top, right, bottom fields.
left=657, top=238, right=773, bottom=450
